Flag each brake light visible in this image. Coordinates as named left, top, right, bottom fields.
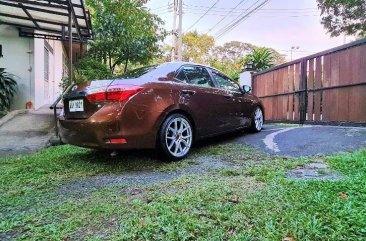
left=86, top=85, right=143, bottom=102
left=86, top=92, right=106, bottom=102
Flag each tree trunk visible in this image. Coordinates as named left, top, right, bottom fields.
left=103, top=51, right=107, bottom=65
left=124, top=58, right=129, bottom=73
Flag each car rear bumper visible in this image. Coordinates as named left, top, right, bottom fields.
left=58, top=118, right=132, bottom=149
left=59, top=115, right=160, bottom=150
left=58, top=98, right=167, bottom=150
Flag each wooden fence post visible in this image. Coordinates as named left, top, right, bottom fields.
left=299, top=58, right=308, bottom=124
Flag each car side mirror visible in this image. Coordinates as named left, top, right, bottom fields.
left=242, top=85, right=252, bottom=94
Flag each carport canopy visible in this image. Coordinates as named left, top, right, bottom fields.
left=0, top=0, right=93, bottom=41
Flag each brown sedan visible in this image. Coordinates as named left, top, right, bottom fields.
left=59, top=62, right=264, bottom=159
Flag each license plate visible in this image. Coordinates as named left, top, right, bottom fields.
left=69, top=99, right=84, bottom=112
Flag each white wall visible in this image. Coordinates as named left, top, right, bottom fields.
left=239, top=71, right=252, bottom=87
left=49, top=40, right=65, bottom=103
left=33, top=39, right=66, bottom=109
left=33, top=38, right=45, bottom=110
left=0, top=25, right=34, bottom=110
left=1, top=25, right=67, bottom=110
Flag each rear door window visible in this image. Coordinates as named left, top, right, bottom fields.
left=175, top=66, right=214, bottom=88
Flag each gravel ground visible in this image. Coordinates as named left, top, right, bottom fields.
left=54, top=124, right=366, bottom=197
left=56, top=155, right=232, bottom=198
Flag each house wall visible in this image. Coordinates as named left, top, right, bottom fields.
left=33, top=38, right=45, bottom=110
left=0, top=25, right=67, bottom=110
left=0, top=25, right=34, bottom=110
left=33, top=39, right=66, bottom=109
left=51, top=40, right=66, bottom=103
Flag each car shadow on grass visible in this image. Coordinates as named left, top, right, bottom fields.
left=53, top=131, right=257, bottom=199
left=67, top=129, right=252, bottom=166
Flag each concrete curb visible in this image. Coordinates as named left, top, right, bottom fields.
left=0, top=109, right=29, bottom=128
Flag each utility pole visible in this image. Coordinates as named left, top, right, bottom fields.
left=171, top=0, right=178, bottom=61
left=177, top=0, right=183, bottom=61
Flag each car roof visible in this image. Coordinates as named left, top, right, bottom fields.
left=162, top=61, right=225, bottom=73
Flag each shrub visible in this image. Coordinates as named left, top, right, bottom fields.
left=74, top=56, right=112, bottom=82
left=0, top=68, right=17, bottom=111
left=243, top=47, right=274, bottom=71
left=60, top=56, right=112, bottom=91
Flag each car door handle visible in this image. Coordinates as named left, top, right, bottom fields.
left=224, top=95, right=232, bottom=99
left=181, top=90, right=196, bottom=96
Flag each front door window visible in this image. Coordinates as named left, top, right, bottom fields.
left=210, top=70, right=241, bottom=92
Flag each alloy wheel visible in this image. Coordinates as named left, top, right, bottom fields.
left=254, top=107, right=263, bottom=131
left=165, top=117, right=192, bottom=158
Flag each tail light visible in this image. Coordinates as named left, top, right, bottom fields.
left=86, top=85, right=143, bottom=102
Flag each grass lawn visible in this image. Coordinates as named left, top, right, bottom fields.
left=0, top=144, right=365, bottom=240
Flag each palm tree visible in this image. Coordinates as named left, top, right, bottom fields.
left=244, top=47, right=274, bottom=71
left=0, top=68, right=17, bottom=111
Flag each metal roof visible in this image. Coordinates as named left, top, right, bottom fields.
left=0, top=0, right=93, bottom=42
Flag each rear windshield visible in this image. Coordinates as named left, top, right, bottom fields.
left=117, top=65, right=158, bottom=79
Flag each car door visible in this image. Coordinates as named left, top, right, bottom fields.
left=174, top=65, right=226, bottom=137
left=209, top=68, right=252, bottom=129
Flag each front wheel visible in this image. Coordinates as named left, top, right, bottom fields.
left=158, top=114, right=193, bottom=160
left=250, top=107, right=264, bottom=132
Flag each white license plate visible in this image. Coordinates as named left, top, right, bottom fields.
left=69, top=99, right=84, bottom=112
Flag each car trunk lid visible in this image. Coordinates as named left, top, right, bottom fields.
left=63, top=79, right=143, bottom=119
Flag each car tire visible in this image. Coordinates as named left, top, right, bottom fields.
left=158, top=113, right=193, bottom=160
left=250, top=106, right=264, bottom=133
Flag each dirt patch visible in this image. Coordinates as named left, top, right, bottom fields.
left=287, top=162, right=345, bottom=181
left=56, top=156, right=233, bottom=199
left=0, top=231, right=20, bottom=241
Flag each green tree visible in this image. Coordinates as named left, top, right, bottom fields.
left=209, top=42, right=284, bottom=79
left=211, top=41, right=256, bottom=64
left=317, top=0, right=366, bottom=37
left=86, top=0, right=166, bottom=74
left=209, top=60, right=241, bottom=80
left=0, top=68, right=17, bottom=111
left=74, top=56, right=112, bottom=82
left=159, top=34, right=283, bottom=78
left=243, top=47, right=274, bottom=71
left=267, top=48, right=286, bottom=66
left=182, top=31, right=215, bottom=64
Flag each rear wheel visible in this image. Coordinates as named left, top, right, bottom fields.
left=250, top=107, right=263, bottom=132
left=158, top=114, right=193, bottom=160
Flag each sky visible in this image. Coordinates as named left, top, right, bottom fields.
left=145, top=0, right=356, bottom=61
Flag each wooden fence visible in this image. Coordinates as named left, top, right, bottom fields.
left=252, top=39, right=366, bottom=125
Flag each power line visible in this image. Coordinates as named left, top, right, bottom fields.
left=206, top=0, right=248, bottom=34
left=217, top=0, right=271, bottom=38
left=184, top=12, right=318, bottom=17
left=215, top=0, right=270, bottom=39
left=183, top=3, right=316, bottom=11
left=150, top=3, right=173, bottom=11
left=189, top=8, right=317, bottom=13
left=185, top=0, right=220, bottom=32
left=214, top=0, right=264, bottom=38
left=280, top=49, right=317, bottom=53
left=185, top=8, right=318, bottom=13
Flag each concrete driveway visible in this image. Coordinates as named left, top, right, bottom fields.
left=229, top=124, right=366, bottom=157
left=0, top=107, right=54, bottom=157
